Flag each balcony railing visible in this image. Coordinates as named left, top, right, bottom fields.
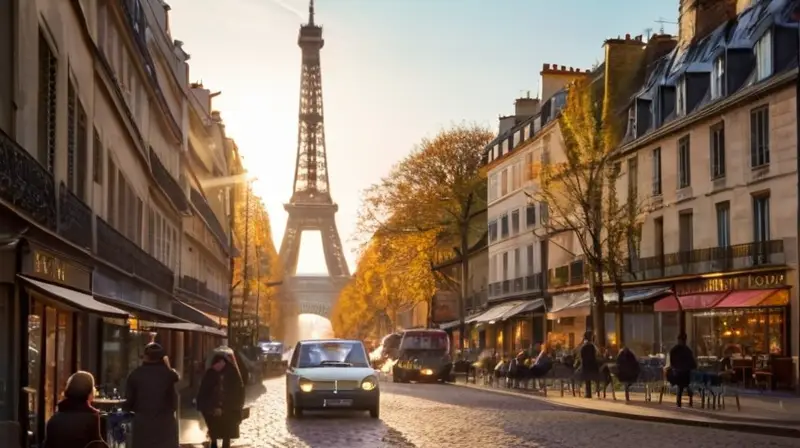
left=179, top=275, right=227, bottom=306
left=150, top=147, right=189, bottom=212
left=488, top=272, right=543, bottom=299
left=549, top=259, right=587, bottom=288
left=58, top=183, right=92, bottom=249
left=0, top=129, right=57, bottom=230
left=626, top=240, right=785, bottom=281
left=96, top=217, right=174, bottom=292
left=464, top=289, right=488, bottom=312
left=190, top=188, right=230, bottom=253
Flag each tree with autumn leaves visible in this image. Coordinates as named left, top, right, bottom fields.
left=533, top=77, right=647, bottom=348
left=333, top=124, right=493, bottom=340
left=231, top=184, right=282, bottom=343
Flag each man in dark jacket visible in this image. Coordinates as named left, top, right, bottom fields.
left=125, top=342, right=180, bottom=448
left=575, top=331, right=600, bottom=398
left=667, top=333, right=697, bottom=407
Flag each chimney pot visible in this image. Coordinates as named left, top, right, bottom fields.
left=625, top=33, right=631, bottom=40
left=635, top=35, right=642, bottom=41
left=560, top=65, right=566, bottom=71
left=543, top=63, right=550, bottom=70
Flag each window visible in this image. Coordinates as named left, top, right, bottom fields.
left=500, top=169, right=509, bottom=196
left=716, top=201, right=730, bottom=247
left=488, top=220, right=498, bottom=243
left=500, top=214, right=509, bottom=238
left=710, top=122, right=725, bottom=179
left=525, top=204, right=536, bottom=227
left=66, top=79, right=88, bottom=201
left=679, top=211, right=693, bottom=253
left=76, top=103, right=88, bottom=201
left=67, top=80, right=76, bottom=191
left=750, top=106, right=770, bottom=167
left=677, top=136, right=691, bottom=189
left=626, top=106, right=636, bottom=138
left=539, top=203, right=548, bottom=225
left=501, top=252, right=509, bottom=280
left=511, top=209, right=520, bottom=234
left=514, top=248, right=521, bottom=278
left=526, top=244, right=534, bottom=275
left=511, top=162, right=521, bottom=190
left=654, top=217, right=664, bottom=256
left=627, top=157, right=638, bottom=199
left=93, top=129, right=103, bottom=185
left=676, top=76, right=686, bottom=117
left=489, top=174, right=498, bottom=202
left=753, top=195, right=770, bottom=243
left=107, top=158, right=116, bottom=224
left=38, top=32, right=57, bottom=173
left=524, top=152, right=533, bottom=181
left=755, top=30, right=772, bottom=81
left=651, top=147, right=662, bottom=195
left=711, top=56, right=724, bottom=99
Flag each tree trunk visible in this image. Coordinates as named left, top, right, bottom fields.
left=459, top=223, right=469, bottom=351
left=614, top=280, right=625, bottom=350
left=591, top=268, right=606, bottom=348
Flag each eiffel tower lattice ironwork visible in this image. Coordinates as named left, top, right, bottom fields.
left=279, top=0, right=350, bottom=321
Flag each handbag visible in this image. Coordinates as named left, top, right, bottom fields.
left=241, top=407, right=251, bottom=420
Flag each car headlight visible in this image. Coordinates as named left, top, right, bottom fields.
left=361, top=376, right=378, bottom=391
left=421, top=368, right=434, bottom=375
left=299, top=378, right=313, bottom=392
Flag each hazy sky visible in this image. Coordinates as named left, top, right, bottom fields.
left=166, top=0, right=677, bottom=275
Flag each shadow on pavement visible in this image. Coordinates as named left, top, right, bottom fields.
left=179, top=381, right=269, bottom=445
left=384, top=381, right=540, bottom=412
left=284, top=412, right=416, bottom=447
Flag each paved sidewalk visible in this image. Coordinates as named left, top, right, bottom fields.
left=453, top=380, right=800, bottom=437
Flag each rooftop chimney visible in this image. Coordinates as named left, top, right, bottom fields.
left=679, top=0, right=736, bottom=47
left=514, top=95, right=540, bottom=118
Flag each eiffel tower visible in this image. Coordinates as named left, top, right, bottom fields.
left=278, top=0, right=350, bottom=342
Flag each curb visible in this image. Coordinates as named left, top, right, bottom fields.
left=452, top=382, right=800, bottom=439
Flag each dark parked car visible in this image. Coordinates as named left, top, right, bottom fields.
left=392, top=329, right=452, bottom=383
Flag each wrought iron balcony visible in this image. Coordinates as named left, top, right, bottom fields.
left=149, top=147, right=189, bottom=212
left=0, top=129, right=56, bottom=230
left=57, top=183, right=92, bottom=249
left=190, top=188, right=230, bottom=253
left=548, top=259, right=586, bottom=288
left=96, top=217, right=174, bottom=292
left=179, top=275, right=227, bottom=306
left=488, top=272, right=544, bottom=300
left=625, top=240, right=785, bottom=281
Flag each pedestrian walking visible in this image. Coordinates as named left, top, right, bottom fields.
left=666, top=333, right=697, bottom=407
left=124, top=342, right=180, bottom=448
left=196, top=352, right=246, bottom=448
left=43, top=370, right=106, bottom=448
left=575, top=331, right=601, bottom=398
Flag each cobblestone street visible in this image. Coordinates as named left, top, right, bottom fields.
left=181, top=377, right=800, bottom=448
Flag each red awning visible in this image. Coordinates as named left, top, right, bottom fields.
left=714, top=289, right=789, bottom=308
left=653, top=292, right=728, bottom=312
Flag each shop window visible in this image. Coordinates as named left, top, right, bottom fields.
left=692, top=308, right=784, bottom=358
left=56, top=311, right=74, bottom=405
left=101, top=322, right=128, bottom=394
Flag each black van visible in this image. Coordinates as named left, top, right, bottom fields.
left=392, top=329, right=452, bottom=383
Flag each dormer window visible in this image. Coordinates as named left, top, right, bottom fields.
left=626, top=106, right=636, bottom=138
left=711, top=56, right=725, bottom=99
left=755, top=30, right=773, bottom=81
left=676, top=77, right=687, bottom=117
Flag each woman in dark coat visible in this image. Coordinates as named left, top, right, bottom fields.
left=43, top=371, right=105, bottom=448
left=197, top=353, right=245, bottom=448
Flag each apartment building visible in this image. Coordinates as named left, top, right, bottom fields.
left=0, top=2, right=231, bottom=443
left=614, top=0, right=798, bottom=387
left=178, top=82, right=233, bottom=323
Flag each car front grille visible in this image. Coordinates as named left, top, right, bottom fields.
left=312, top=380, right=360, bottom=391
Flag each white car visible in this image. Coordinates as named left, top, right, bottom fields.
left=286, top=339, right=380, bottom=418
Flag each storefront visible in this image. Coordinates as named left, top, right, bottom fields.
left=653, top=271, right=791, bottom=358
left=463, top=299, right=545, bottom=356
left=5, top=239, right=130, bottom=445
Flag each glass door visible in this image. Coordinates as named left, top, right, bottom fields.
left=44, top=306, right=57, bottom=422
left=27, top=301, right=44, bottom=445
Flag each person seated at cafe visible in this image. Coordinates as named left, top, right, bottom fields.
left=43, top=371, right=104, bottom=448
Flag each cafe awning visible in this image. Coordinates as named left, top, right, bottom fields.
left=172, top=300, right=221, bottom=327
left=439, top=320, right=461, bottom=330
left=713, top=288, right=790, bottom=308
left=19, top=275, right=129, bottom=319
left=466, top=301, right=522, bottom=324
left=654, top=292, right=727, bottom=312
left=94, top=294, right=187, bottom=323
left=149, top=322, right=227, bottom=337
left=500, top=299, right=545, bottom=320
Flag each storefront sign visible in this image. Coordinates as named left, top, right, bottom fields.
left=676, top=272, right=786, bottom=295
left=23, top=248, right=91, bottom=291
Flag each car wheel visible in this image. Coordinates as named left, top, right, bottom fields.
left=286, top=395, right=295, bottom=418
left=369, top=406, right=380, bottom=419
left=294, top=406, right=304, bottom=418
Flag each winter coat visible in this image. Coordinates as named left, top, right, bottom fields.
left=615, top=348, right=641, bottom=383
left=575, top=342, right=602, bottom=381
left=197, top=364, right=245, bottom=440
left=124, top=361, right=180, bottom=448
left=43, top=398, right=104, bottom=448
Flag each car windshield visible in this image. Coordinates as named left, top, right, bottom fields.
left=400, top=332, right=449, bottom=352
left=296, top=341, right=369, bottom=368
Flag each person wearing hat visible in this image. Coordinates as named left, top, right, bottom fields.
left=124, top=342, right=180, bottom=448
